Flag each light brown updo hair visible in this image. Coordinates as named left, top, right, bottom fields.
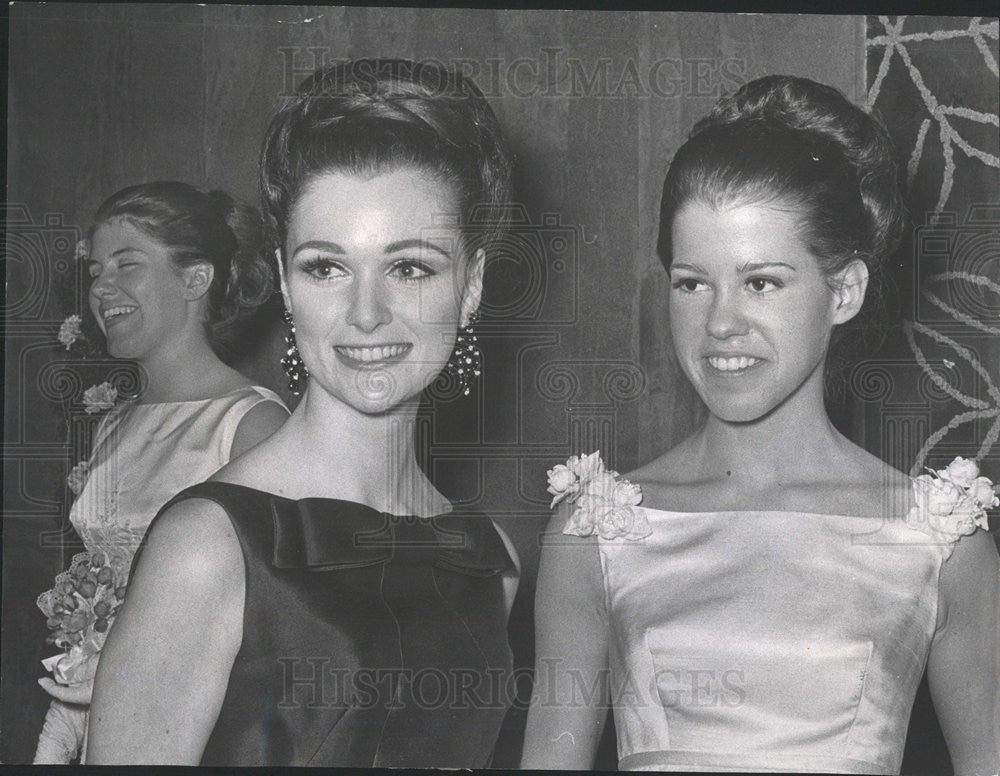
left=259, top=58, right=514, bottom=262
left=90, top=181, right=274, bottom=358
left=657, top=75, right=905, bottom=383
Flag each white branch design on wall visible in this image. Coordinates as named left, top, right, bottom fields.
left=867, top=17, right=999, bottom=475
left=867, top=16, right=999, bottom=213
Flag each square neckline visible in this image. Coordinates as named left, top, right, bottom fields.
left=635, top=504, right=907, bottom=522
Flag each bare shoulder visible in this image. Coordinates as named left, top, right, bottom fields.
left=936, top=527, right=1000, bottom=641
left=540, top=503, right=598, bottom=547
left=538, top=504, right=602, bottom=580
left=942, top=527, right=1000, bottom=580
left=141, top=497, right=244, bottom=585
left=535, top=504, right=606, bottom=623
left=230, top=400, right=289, bottom=459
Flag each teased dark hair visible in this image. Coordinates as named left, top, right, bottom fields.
left=259, top=58, right=514, bottom=262
left=657, top=75, right=905, bottom=387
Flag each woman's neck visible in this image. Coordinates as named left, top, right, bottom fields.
left=264, top=387, right=446, bottom=516
left=134, top=335, right=238, bottom=404
left=690, top=374, right=849, bottom=486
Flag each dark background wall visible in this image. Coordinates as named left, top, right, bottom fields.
left=5, top=6, right=994, bottom=769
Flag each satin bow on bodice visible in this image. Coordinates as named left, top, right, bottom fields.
left=267, top=495, right=513, bottom=576
left=140, top=480, right=515, bottom=768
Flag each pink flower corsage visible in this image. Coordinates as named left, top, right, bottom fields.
left=906, top=456, right=998, bottom=542
left=547, top=451, right=650, bottom=540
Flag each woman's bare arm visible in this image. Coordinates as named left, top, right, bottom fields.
left=521, top=508, right=609, bottom=769
left=927, top=529, right=1000, bottom=776
left=86, top=498, right=245, bottom=764
left=492, top=520, right=521, bottom=620
left=230, top=400, right=289, bottom=459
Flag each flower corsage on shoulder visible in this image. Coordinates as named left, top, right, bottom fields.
left=906, top=456, right=998, bottom=541
left=547, top=451, right=651, bottom=540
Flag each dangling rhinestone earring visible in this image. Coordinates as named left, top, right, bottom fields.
left=448, top=310, right=482, bottom=397
left=281, top=309, right=309, bottom=396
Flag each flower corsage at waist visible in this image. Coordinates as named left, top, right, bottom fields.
left=547, top=451, right=651, bottom=540
left=36, top=551, right=128, bottom=686
left=906, top=456, right=998, bottom=541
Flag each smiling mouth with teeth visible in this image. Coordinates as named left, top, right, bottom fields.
left=102, top=305, right=138, bottom=324
left=707, top=355, right=761, bottom=372
left=335, top=343, right=412, bottom=364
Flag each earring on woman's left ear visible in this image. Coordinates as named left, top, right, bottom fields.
left=280, top=309, right=309, bottom=396
left=446, top=310, right=482, bottom=397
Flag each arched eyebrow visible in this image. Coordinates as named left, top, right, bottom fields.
left=736, top=261, right=797, bottom=274
left=290, top=240, right=346, bottom=258
left=384, top=239, right=453, bottom=260
left=669, top=262, right=708, bottom=274
left=289, top=239, right=454, bottom=260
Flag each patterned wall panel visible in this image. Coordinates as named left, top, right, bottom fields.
left=865, top=16, right=999, bottom=776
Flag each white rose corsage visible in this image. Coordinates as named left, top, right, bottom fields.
left=906, top=456, right=998, bottom=542
left=57, top=315, right=83, bottom=351
left=82, top=381, right=118, bottom=414
left=547, top=451, right=651, bottom=540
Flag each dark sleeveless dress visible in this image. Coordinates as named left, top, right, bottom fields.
left=140, top=481, right=514, bottom=768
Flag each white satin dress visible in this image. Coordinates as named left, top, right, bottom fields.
left=599, top=506, right=960, bottom=773
left=33, top=385, right=287, bottom=764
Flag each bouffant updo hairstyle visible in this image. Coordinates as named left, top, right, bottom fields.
left=259, top=58, right=514, bottom=263
left=657, top=75, right=905, bottom=382
left=89, top=181, right=274, bottom=357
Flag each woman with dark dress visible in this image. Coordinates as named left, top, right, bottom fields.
left=87, top=59, right=519, bottom=766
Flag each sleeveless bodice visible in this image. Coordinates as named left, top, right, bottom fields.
left=599, top=507, right=952, bottom=773
left=147, top=481, right=514, bottom=768
left=33, top=386, right=286, bottom=766
left=69, top=385, right=286, bottom=564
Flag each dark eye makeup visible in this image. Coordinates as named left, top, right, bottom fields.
left=389, top=260, right=435, bottom=282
